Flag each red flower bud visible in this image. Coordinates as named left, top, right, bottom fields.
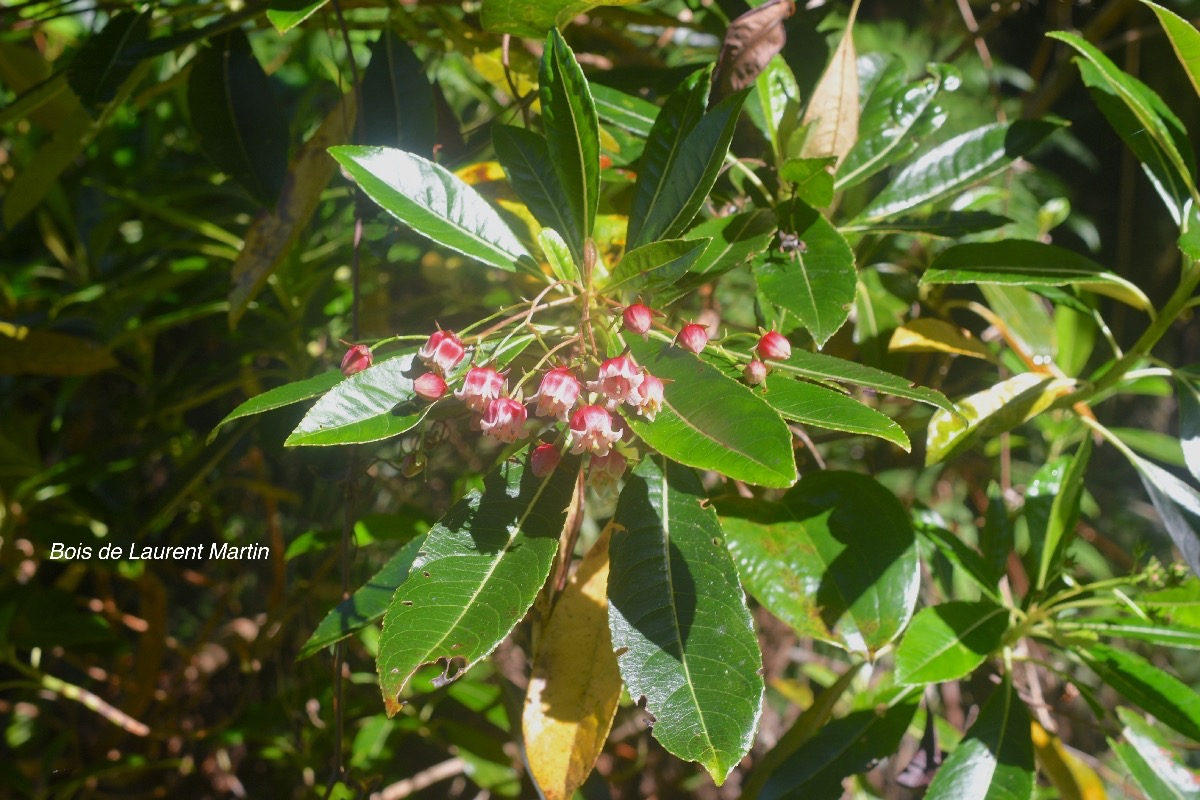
left=480, top=397, right=528, bottom=443
left=417, top=329, right=466, bottom=376
left=744, top=360, right=767, bottom=386
left=340, top=344, right=373, bottom=376
left=531, top=443, right=561, bottom=477
left=677, top=323, right=709, bottom=354
left=622, top=303, right=654, bottom=336
left=413, top=372, right=447, bottom=401
left=756, top=331, right=792, bottom=361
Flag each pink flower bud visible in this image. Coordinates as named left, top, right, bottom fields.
left=531, top=443, right=561, bottom=477
left=340, top=344, right=373, bottom=376
left=480, top=397, right=528, bottom=443
left=630, top=370, right=664, bottom=421
left=413, top=372, right=447, bottom=401
left=587, top=355, right=644, bottom=410
left=533, top=366, right=581, bottom=421
left=454, top=367, right=506, bottom=413
left=756, top=331, right=792, bottom=361
left=677, top=323, right=709, bottom=354
left=569, top=404, right=623, bottom=456
left=622, top=303, right=654, bottom=336
left=588, top=450, right=627, bottom=493
left=743, top=360, right=767, bottom=386
left=417, top=329, right=466, bottom=376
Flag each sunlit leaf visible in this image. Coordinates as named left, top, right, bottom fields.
left=1112, top=707, right=1200, bottom=799
left=481, top=0, right=643, bottom=38
left=925, top=679, right=1034, bottom=800
left=775, top=349, right=956, bottom=413
left=888, top=318, right=992, bottom=360
left=540, top=29, right=600, bottom=245
left=1080, top=643, right=1200, bottom=742
left=760, top=375, right=911, bottom=450
left=894, top=601, right=1009, bottom=685
left=800, top=15, right=858, bottom=164
left=266, top=0, right=330, bottom=33
left=209, top=370, right=343, bottom=443
left=606, top=238, right=709, bottom=295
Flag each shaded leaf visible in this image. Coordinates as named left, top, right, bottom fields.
left=842, top=211, right=1011, bottom=238
left=540, top=28, right=600, bottom=245
left=925, top=679, right=1034, bottom=800
left=1133, top=455, right=1200, bottom=579
left=779, top=157, right=836, bottom=208
left=266, top=0, right=330, bottom=33
left=66, top=10, right=151, bottom=111
left=209, top=369, right=344, bottom=443
left=378, top=450, right=579, bottom=715
left=1179, top=373, right=1200, bottom=482
left=0, top=323, right=116, bottom=377
left=915, top=522, right=1002, bottom=604
left=481, top=0, right=643, bottom=38
left=590, top=83, right=657, bottom=136
left=360, top=32, right=438, bottom=156
left=608, top=458, right=764, bottom=785
left=494, top=125, right=581, bottom=262
left=722, top=471, right=919, bottom=655
left=894, top=601, right=1009, bottom=685
left=1035, top=437, right=1092, bottom=590
left=1080, top=643, right=1200, bottom=742
left=655, top=210, right=776, bottom=305
left=605, top=238, right=709, bottom=295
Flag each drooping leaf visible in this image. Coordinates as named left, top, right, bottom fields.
left=285, top=354, right=432, bottom=446
left=523, top=527, right=622, bottom=800
left=855, top=120, right=1061, bottom=223
left=1178, top=373, right=1200, bottom=482
left=622, top=337, right=796, bottom=488
left=187, top=29, right=289, bottom=206
left=799, top=14, right=858, bottom=164
left=359, top=32, right=438, bottom=156
left=230, top=91, right=354, bottom=326
left=494, top=125, right=582, bottom=262
left=540, top=28, right=600, bottom=245
left=925, top=373, right=1075, bottom=466
left=923, top=240, right=1153, bottom=313
left=756, top=688, right=920, bottom=800
left=209, top=369, right=344, bottom=443
left=0, top=323, right=117, bottom=377
left=655, top=210, right=776, bottom=305
left=605, top=238, right=709, bottom=295
left=711, top=0, right=796, bottom=106
left=760, top=375, right=911, bottom=450
left=266, top=0, right=330, bottom=33
left=1030, top=721, right=1107, bottom=800
left=1132, top=454, right=1200, bottom=578
left=1035, top=437, right=1092, bottom=591
left=1142, top=1, right=1200, bottom=102
left=721, top=471, right=919, bottom=655
left=298, top=535, right=428, bottom=660
left=608, top=458, right=764, bottom=785
left=915, top=522, right=1002, bottom=604
left=377, top=450, right=579, bottom=715
left=66, top=10, right=151, bottom=112
left=925, top=679, right=1034, bottom=800
left=775, top=349, right=957, bottom=413
left=1080, top=643, right=1200, bottom=742
left=481, top=0, right=643, bottom=38
left=894, top=601, right=1009, bottom=685
left=753, top=199, right=856, bottom=347
left=329, top=146, right=532, bottom=272
left=1112, top=707, right=1200, bottom=799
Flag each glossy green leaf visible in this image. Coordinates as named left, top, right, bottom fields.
left=1179, top=374, right=1200, bottom=482
left=915, top=523, right=1002, bottom=603
left=1143, top=1, right=1200, bottom=101
left=481, top=0, right=643, bottom=37
left=285, top=354, right=432, bottom=446
left=608, top=458, right=763, bottom=786
left=590, top=83, right=656, bottom=137
left=779, top=157, right=835, bottom=208
left=1057, top=619, right=1200, bottom=650
left=1111, top=426, right=1187, bottom=467
left=1112, top=707, right=1200, bottom=799
left=655, top=210, right=776, bottom=305
left=209, top=369, right=343, bottom=443
left=842, top=211, right=1011, bottom=239
left=537, top=228, right=579, bottom=283
left=378, top=451, right=578, bottom=715
left=760, top=375, right=910, bottom=450
left=1080, top=644, right=1200, bottom=741
left=494, top=124, right=581, bottom=262
left=926, top=373, right=1074, bottom=466
left=628, top=69, right=709, bottom=248
left=329, top=145, right=531, bottom=272
left=66, top=10, right=150, bottom=111
left=360, top=32, right=437, bottom=155
left=299, top=535, right=428, bottom=660
left=632, top=84, right=749, bottom=247
left=925, top=679, right=1034, bottom=800
left=775, top=349, right=956, bottom=413
left=1050, top=31, right=1195, bottom=223
left=1036, top=437, right=1092, bottom=590
left=622, top=337, right=796, bottom=488
left=605, top=238, right=709, bottom=295
left=188, top=30, right=288, bottom=206
left=924, top=240, right=1153, bottom=312
left=756, top=689, right=920, bottom=800
left=540, top=29, right=599, bottom=245
left=1142, top=577, right=1200, bottom=627
left=894, top=601, right=1009, bottom=685
left=1132, top=454, right=1200, bottom=579
left=752, top=55, right=801, bottom=163
left=855, top=120, right=1061, bottom=223
left=266, top=0, right=330, bottom=33
left=721, top=471, right=919, bottom=655
left=754, top=199, right=856, bottom=346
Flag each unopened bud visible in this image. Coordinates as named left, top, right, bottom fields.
left=340, top=344, right=373, bottom=376
left=677, top=323, right=709, bottom=354
left=413, top=372, right=447, bottom=401
left=623, top=303, right=654, bottom=336
left=744, top=360, right=767, bottom=385
left=756, top=331, right=792, bottom=361
left=531, top=443, right=561, bottom=477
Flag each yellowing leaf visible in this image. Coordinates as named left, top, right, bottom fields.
left=889, top=318, right=994, bottom=360
left=523, top=526, right=622, bottom=800
left=800, top=7, right=859, bottom=164
left=1031, top=722, right=1107, bottom=800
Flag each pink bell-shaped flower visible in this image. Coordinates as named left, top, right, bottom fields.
left=630, top=370, right=664, bottom=421
left=569, top=405, right=623, bottom=456
left=454, top=367, right=506, bottom=413
left=480, top=397, right=528, bottom=443
left=622, top=303, right=654, bottom=336
left=531, top=443, right=562, bottom=477
left=417, top=329, right=466, bottom=376
left=533, top=367, right=581, bottom=421
left=340, top=344, right=373, bottom=376
left=587, top=355, right=643, bottom=410
left=413, top=372, right=447, bottom=401
left=743, top=360, right=767, bottom=386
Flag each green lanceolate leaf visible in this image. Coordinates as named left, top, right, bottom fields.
left=590, top=83, right=657, bottom=137
left=915, top=523, right=1002, bottom=603
left=1142, top=577, right=1200, bottom=627
left=925, top=679, right=1034, bottom=800
left=1036, top=437, right=1092, bottom=590
left=753, top=199, right=856, bottom=347
left=494, top=124, right=582, bottom=262
left=299, top=535, right=427, bottom=660
left=1112, top=707, right=1200, bottom=799
left=1079, top=643, right=1200, bottom=742
left=1132, top=454, right=1200, bottom=578
left=608, top=458, right=763, bottom=786
left=755, top=688, right=920, bottom=800
left=721, top=471, right=919, bottom=655
left=377, top=450, right=578, bottom=715
left=622, top=337, right=796, bottom=488
left=187, top=29, right=289, bottom=206
left=540, top=29, right=600, bottom=245
left=209, top=369, right=344, bottom=443
left=628, top=69, right=710, bottom=248
left=760, top=375, right=910, bottom=450
left=481, top=0, right=643, bottom=38
left=605, top=238, right=709, bottom=295
left=655, top=210, right=776, bottom=305
left=1143, top=1, right=1200, bottom=102
left=329, top=146, right=531, bottom=272
left=843, top=211, right=1012, bottom=239
left=895, top=601, right=1009, bottom=685
left=926, top=373, right=1074, bottom=466
left=1057, top=619, right=1200, bottom=650
left=924, top=240, right=1152, bottom=313
left=537, top=227, right=580, bottom=283
left=66, top=10, right=151, bottom=112
left=285, top=354, right=432, bottom=446
left=266, top=0, right=330, bottom=33
left=1179, top=374, right=1200, bottom=482
left=774, top=349, right=956, bottom=413
left=855, top=119, right=1061, bottom=223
